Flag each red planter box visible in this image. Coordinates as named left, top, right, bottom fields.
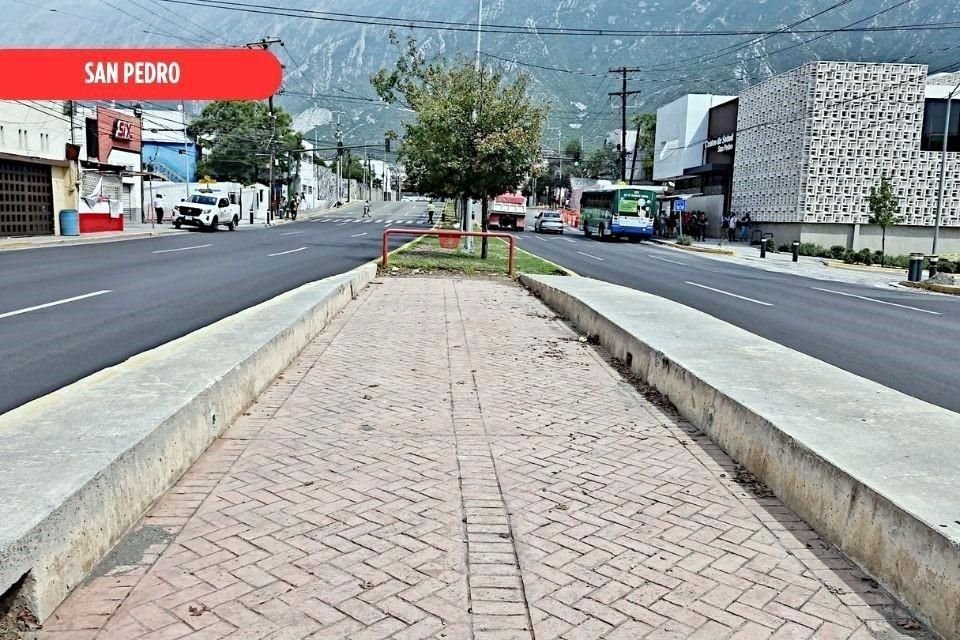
left=78, top=214, right=124, bottom=233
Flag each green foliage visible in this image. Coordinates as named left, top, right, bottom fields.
left=798, top=242, right=820, bottom=256
left=677, top=235, right=693, bottom=246
left=190, top=101, right=301, bottom=184
left=843, top=250, right=857, bottom=264
left=778, top=244, right=791, bottom=253
left=372, top=33, right=547, bottom=206
left=829, top=245, right=846, bottom=259
left=868, top=175, right=903, bottom=266
left=631, top=113, right=656, bottom=179
left=765, top=238, right=776, bottom=252
left=858, top=248, right=874, bottom=266
left=583, top=145, right=619, bottom=179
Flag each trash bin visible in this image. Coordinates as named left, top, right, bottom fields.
left=59, top=209, right=80, bottom=236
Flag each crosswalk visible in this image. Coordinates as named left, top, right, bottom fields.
left=312, top=216, right=428, bottom=225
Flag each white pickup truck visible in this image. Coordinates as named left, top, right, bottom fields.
left=172, top=193, right=241, bottom=231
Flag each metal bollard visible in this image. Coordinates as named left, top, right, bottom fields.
left=928, top=255, right=939, bottom=278
left=760, top=240, right=766, bottom=258
left=792, top=241, right=800, bottom=263
left=908, top=253, right=924, bottom=282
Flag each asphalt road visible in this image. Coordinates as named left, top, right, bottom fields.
left=518, top=211, right=960, bottom=414
left=0, top=201, right=430, bottom=415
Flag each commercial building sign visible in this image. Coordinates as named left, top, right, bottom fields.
left=95, top=106, right=141, bottom=163
left=112, top=119, right=134, bottom=141
left=706, top=133, right=735, bottom=154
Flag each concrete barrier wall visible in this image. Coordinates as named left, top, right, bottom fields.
left=521, top=274, right=960, bottom=640
left=0, top=264, right=375, bottom=620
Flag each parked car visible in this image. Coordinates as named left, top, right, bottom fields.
left=173, top=194, right=241, bottom=231
left=534, top=210, right=564, bottom=234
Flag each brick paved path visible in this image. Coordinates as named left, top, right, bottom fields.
left=35, top=278, right=927, bottom=640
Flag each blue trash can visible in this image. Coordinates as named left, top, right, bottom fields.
left=59, top=209, right=80, bottom=236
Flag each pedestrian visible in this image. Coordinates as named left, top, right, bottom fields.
left=427, top=200, right=435, bottom=224
left=153, top=193, right=165, bottom=225
left=363, top=199, right=371, bottom=218
left=668, top=211, right=678, bottom=238
left=697, top=211, right=708, bottom=242
left=727, top=213, right=737, bottom=242
left=739, top=212, right=752, bottom=242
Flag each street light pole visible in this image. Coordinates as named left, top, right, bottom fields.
left=933, top=78, right=960, bottom=255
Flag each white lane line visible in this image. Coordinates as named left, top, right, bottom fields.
left=350, top=232, right=368, bottom=238
left=375, top=219, right=384, bottom=223
left=0, top=290, right=112, bottom=320
left=336, top=222, right=348, bottom=226
left=281, top=231, right=305, bottom=236
left=563, top=238, right=576, bottom=243
left=651, top=255, right=687, bottom=266
left=685, top=281, right=773, bottom=306
left=152, top=243, right=211, bottom=254
left=535, top=236, right=549, bottom=242
left=268, top=247, right=307, bottom=257
left=577, top=251, right=605, bottom=261
left=812, top=287, right=941, bottom=315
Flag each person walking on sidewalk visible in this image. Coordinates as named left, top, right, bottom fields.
left=696, top=211, right=707, bottom=242
left=153, top=193, right=165, bottom=225
left=727, top=213, right=737, bottom=242
left=739, top=212, right=752, bottom=242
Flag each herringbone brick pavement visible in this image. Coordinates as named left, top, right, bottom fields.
left=34, top=278, right=930, bottom=640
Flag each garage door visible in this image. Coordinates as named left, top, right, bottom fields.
left=0, top=160, right=54, bottom=236
left=122, top=183, right=132, bottom=220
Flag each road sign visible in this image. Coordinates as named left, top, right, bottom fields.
left=675, top=198, right=686, bottom=212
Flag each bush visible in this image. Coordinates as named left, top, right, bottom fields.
left=888, top=254, right=910, bottom=269
left=872, top=250, right=885, bottom=265
left=829, top=245, right=846, bottom=259
left=843, top=250, right=857, bottom=264
left=677, top=235, right=693, bottom=246
left=765, top=238, right=776, bottom=252
left=936, top=260, right=956, bottom=274
left=798, top=242, right=821, bottom=256
left=778, top=244, right=791, bottom=253
left=857, top=248, right=873, bottom=266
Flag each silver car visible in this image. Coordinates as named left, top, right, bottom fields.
left=534, top=210, right=564, bottom=234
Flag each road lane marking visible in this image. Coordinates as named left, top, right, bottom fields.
left=811, top=287, right=941, bottom=315
left=651, top=255, right=687, bottom=266
left=577, top=251, right=605, bottom=261
left=563, top=238, right=576, bottom=243
left=350, top=232, right=368, bottom=238
left=685, top=281, right=773, bottom=306
left=268, top=247, right=307, bottom=257
left=281, top=231, right=305, bottom=236
left=0, top=290, right=112, bottom=320
left=336, top=222, right=348, bottom=226
left=152, top=243, right=211, bottom=254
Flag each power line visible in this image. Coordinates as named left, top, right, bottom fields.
left=144, top=0, right=229, bottom=43
left=127, top=0, right=230, bottom=45
left=156, top=0, right=960, bottom=38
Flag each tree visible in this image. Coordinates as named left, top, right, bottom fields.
left=373, top=34, right=548, bottom=258
left=189, top=101, right=301, bottom=184
left=868, top=175, right=903, bottom=266
left=630, top=113, right=656, bottom=181
left=583, top=145, right=619, bottom=179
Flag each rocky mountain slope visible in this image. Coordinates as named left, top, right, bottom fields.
left=8, top=0, right=960, bottom=146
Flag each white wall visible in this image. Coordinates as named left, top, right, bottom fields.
left=654, top=94, right=735, bottom=181
left=0, top=101, right=70, bottom=161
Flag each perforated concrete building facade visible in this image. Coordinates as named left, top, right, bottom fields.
left=732, top=62, right=960, bottom=231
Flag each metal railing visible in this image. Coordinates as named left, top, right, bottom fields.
left=381, top=228, right=516, bottom=275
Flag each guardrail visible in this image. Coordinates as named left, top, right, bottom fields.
left=381, top=228, right=516, bottom=275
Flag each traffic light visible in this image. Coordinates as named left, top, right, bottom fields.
left=385, top=136, right=391, bottom=153
left=337, top=140, right=344, bottom=157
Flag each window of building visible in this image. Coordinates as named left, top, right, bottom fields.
left=921, top=99, right=960, bottom=152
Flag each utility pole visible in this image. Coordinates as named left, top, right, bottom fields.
left=335, top=113, right=343, bottom=203
left=246, top=37, right=283, bottom=224
left=609, top=66, right=642, bottom=182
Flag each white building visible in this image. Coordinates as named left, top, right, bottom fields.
left=732, top=62, right=960, bottom=254
left=654, top=94, right=736, bottom=182
left=0, top=101, right=74, bottom=236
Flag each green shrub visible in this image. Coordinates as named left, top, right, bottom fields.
left=677, top=235, right=692, bottom=246
left=858, top=248, right=873, bottom=266
left=798, top=242, right=821, bottom=256
left=888, top=254, right=910, bottom=269
left=936, top=260, right=956, bottom=274
left=872, top=250, right=885, bottom=265
left=778, top=244, right=790, bottom=253
left=765, top=238, right=776, bottom=252
left=829, top=245, right=846, bottom=259
left=843, top=250, right=857, bottom=264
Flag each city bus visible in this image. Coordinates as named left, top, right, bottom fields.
left=580, top=185, right=657, bottom=241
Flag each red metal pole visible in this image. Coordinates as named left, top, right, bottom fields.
left=508, top=236, right=515, bottom=276
left=381, top=229, right=391, bottom=268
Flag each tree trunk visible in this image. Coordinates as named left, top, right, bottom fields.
left=480, top=196, right=489, bottom=259
left=881, top=228, right=886, bottom=267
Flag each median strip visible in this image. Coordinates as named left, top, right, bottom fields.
left=0, top=290, right=112, bottom=321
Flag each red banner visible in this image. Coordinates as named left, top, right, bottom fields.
left=0, top=49, right=283, bottom=100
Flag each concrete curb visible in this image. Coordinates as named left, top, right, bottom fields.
left=901, top=280, right=960, bottom=295
left=648, top=238, right=735, bottom=255
left=520, top=274, right=960, bottom=640
left=0, top=263, right=376, bottom=621
left=511, top=241, right=579, bottom=277
left=0, top=230, right=188, bottom=252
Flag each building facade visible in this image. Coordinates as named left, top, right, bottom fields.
left=0, top=101, right=74, bottom=236
left=732, top=62, right=960, bottom=253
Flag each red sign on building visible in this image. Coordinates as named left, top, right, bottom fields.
left=96, top=107, right=141, bottom=163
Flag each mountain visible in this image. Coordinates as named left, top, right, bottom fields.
left=8, top=0, right=960, bottom=149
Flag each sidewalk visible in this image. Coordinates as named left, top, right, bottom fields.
left=653, top=238, right=910, bottom=289
left=33, top=278, right=927, bottom=640
left=0, top=223, right=186, bottom=251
